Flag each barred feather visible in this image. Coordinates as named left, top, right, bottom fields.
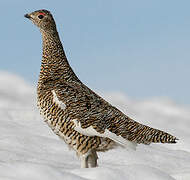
left=25, top=9, right=178, bottom=168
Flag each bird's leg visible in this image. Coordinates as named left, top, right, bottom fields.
left=80, top=154, right=88, bottom=168
left=80, top=150, right=98, bottom=168
left=87, top=150, right=98, bottom=168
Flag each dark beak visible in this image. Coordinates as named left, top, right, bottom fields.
left=24, top=14, right=31, bottom=19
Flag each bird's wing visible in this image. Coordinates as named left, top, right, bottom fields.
left=53, top=80, right=178, bottom=148
left=51, top=80, right=136, bottom=149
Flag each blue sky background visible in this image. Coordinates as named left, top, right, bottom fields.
left=0, top=0, right=189, bottom=105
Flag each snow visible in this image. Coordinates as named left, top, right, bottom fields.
left=0, top=71, right=190, bottom=180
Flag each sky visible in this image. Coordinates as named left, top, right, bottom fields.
left=0, top=0, right=190, bottom=105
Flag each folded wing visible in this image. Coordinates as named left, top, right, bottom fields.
left=53, top=80, right=178, bottom=149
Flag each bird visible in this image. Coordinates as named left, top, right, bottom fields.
left=24, top=9, right=178, bottom=168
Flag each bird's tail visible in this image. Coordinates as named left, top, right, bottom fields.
left=125, top=120, right=178, bottom=145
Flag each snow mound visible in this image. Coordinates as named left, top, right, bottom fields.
left=0, top=72, right=190, bottom=180
left=0, top=71, right=35, bottom=109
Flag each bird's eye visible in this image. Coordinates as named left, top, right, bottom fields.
left=38, top=15, right=44, bottom=19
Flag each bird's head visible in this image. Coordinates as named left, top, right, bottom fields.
left=24, top=9, right=56, bottom=33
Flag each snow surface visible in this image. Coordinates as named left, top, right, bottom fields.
left=0, top=71, right=190, bottom=180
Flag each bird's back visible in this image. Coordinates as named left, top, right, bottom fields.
left=38, top=78, right=177, bottom=149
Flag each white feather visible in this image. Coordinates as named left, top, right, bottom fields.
left=72, top=119, right=137, bottom=150
left=52, top=90, right=66, bottom=110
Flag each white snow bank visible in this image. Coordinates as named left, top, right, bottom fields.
left=0, top=71, right=35, bottom=109
left=0, top=72, right=190, bottom=180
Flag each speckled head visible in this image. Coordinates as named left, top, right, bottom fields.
left=24, top=9, right=56, bottom=32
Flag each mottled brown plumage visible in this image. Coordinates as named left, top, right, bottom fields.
left=25, top=9, right=178, bottom=168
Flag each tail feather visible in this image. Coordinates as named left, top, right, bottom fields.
left=124, top=120, right=178, bottom=145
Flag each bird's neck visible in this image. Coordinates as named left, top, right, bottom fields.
left=38, top=30, right=80, bottom=85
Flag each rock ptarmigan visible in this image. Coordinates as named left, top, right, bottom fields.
left=24, top=9, right=178, bottom=168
